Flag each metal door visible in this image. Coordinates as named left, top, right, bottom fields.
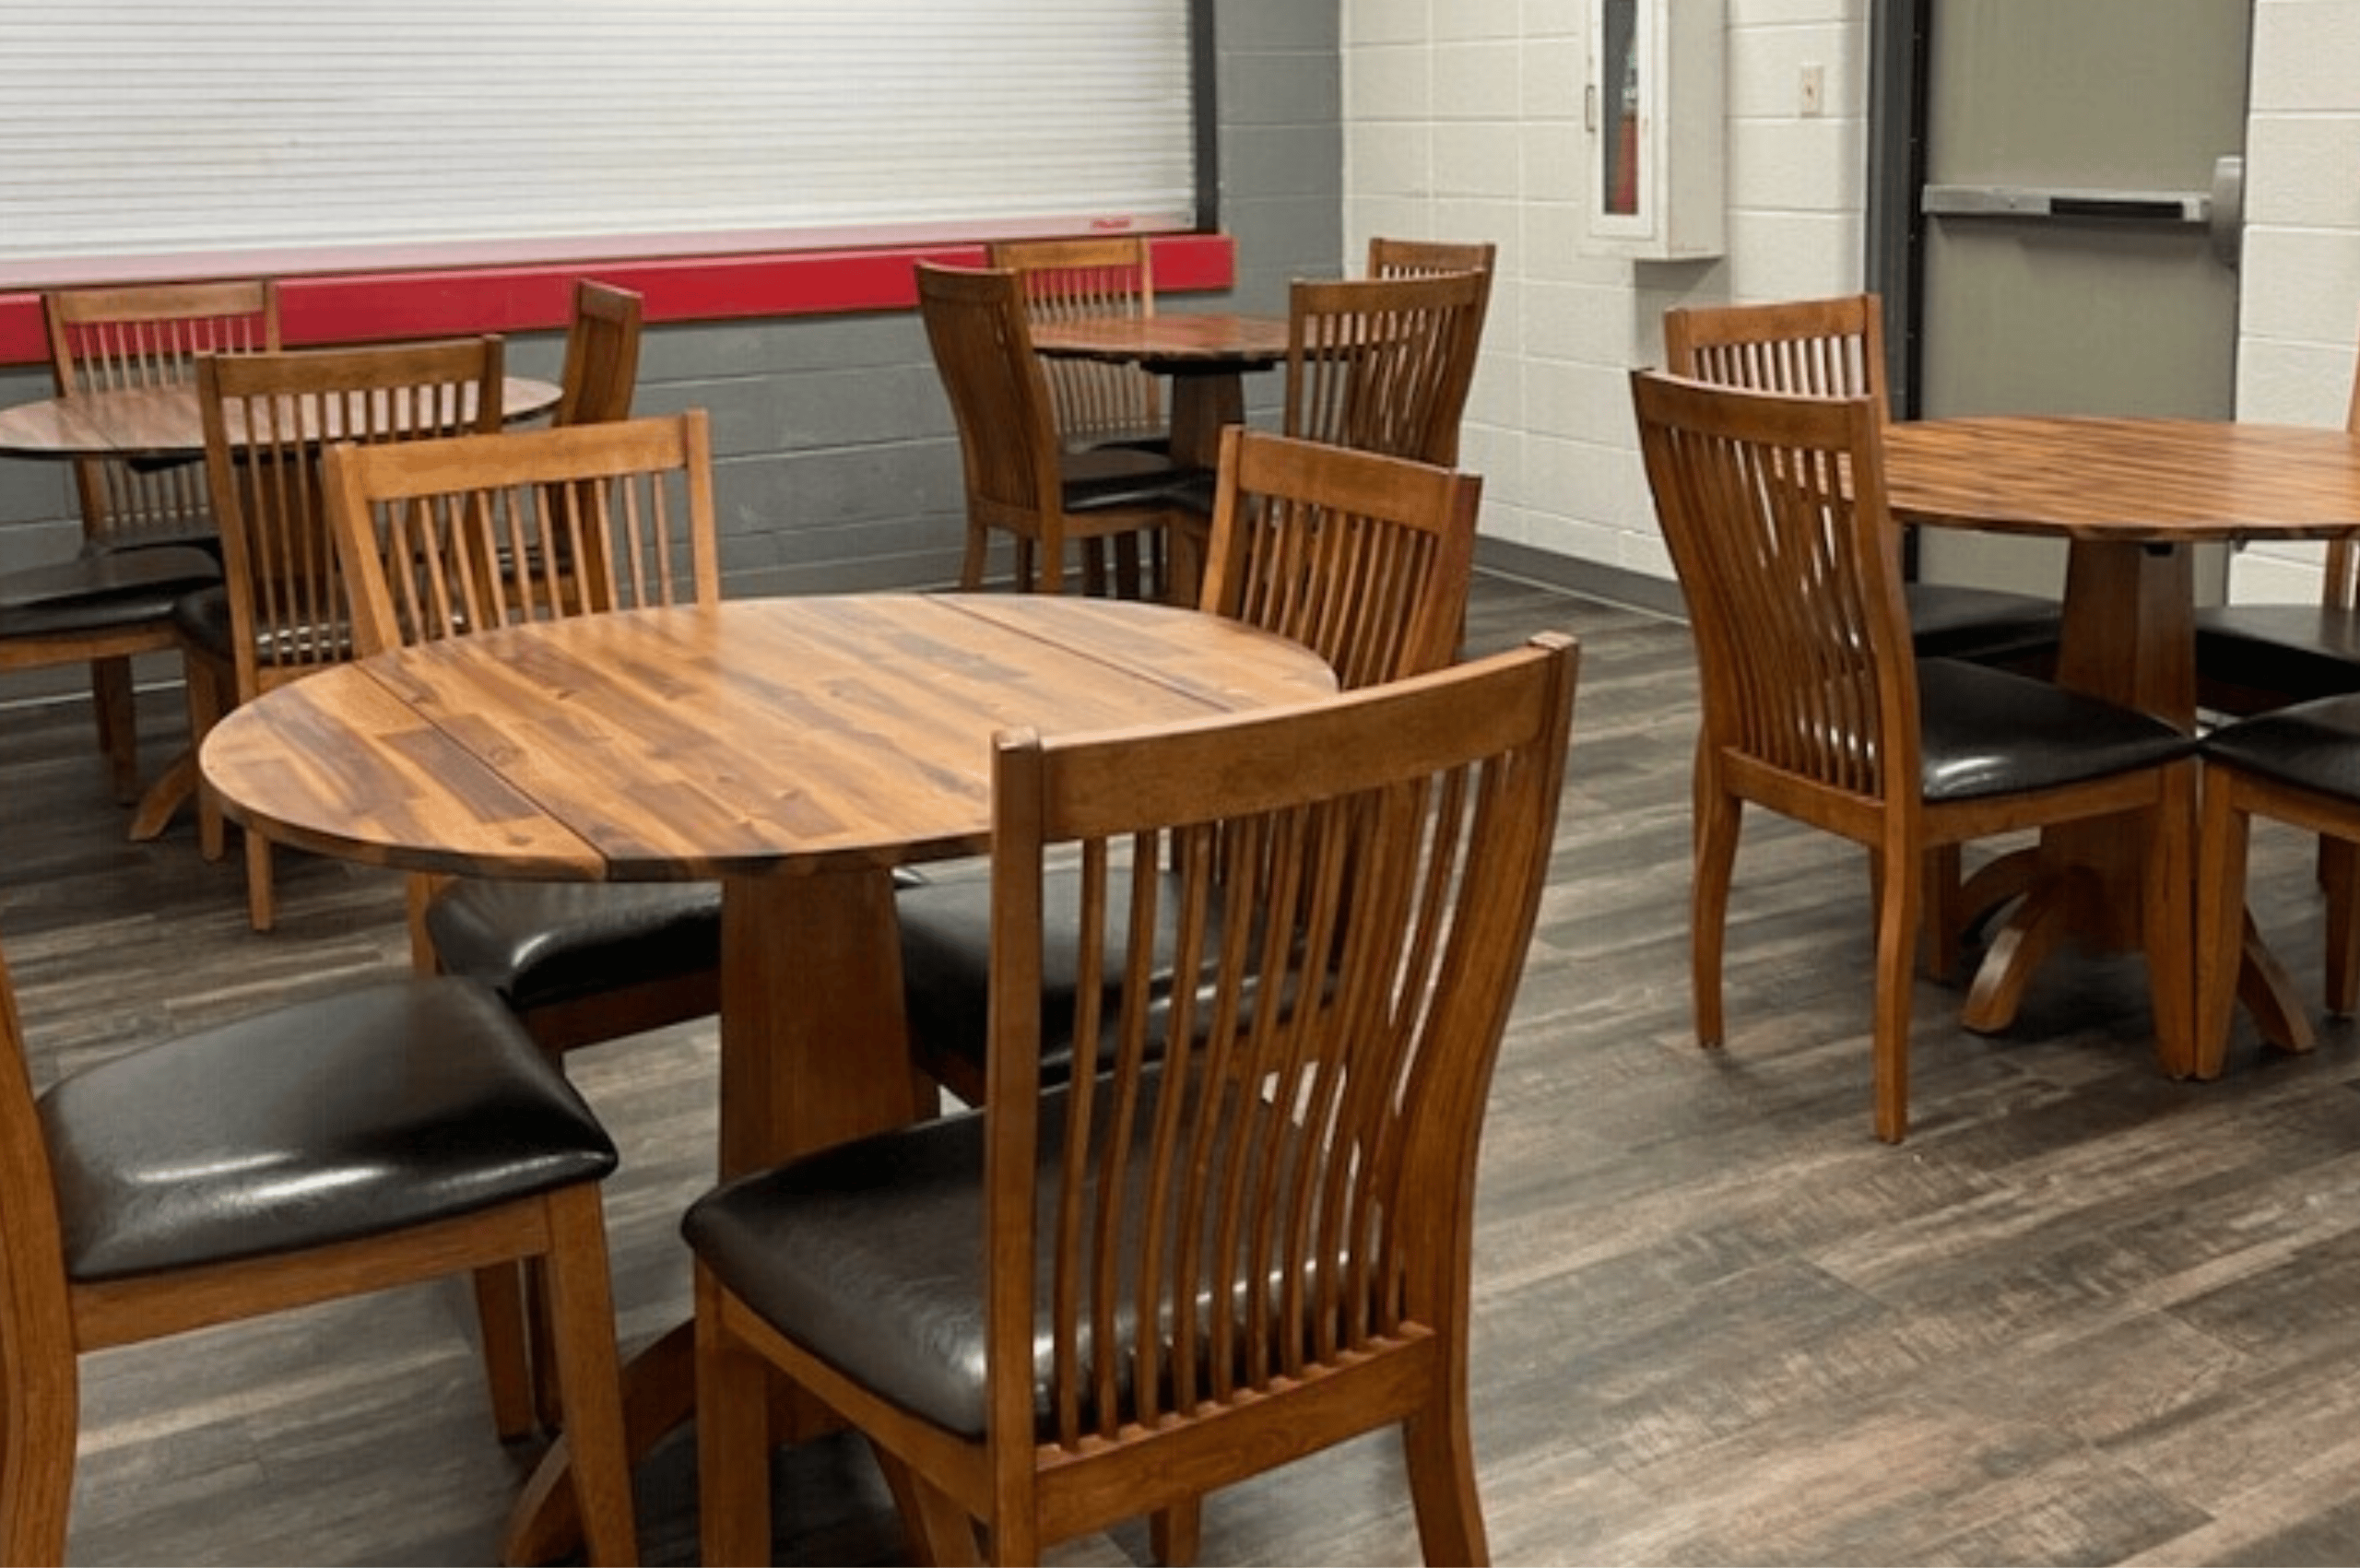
left=1906, top=0, right=2250, bottom=597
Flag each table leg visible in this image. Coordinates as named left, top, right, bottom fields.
left=1165, top=369, right=1246, bottom=472
left=502, top=865, right=934, bottom=1565
left=1956, top=539, right=2307, bottom=1066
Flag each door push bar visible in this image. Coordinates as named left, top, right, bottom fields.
left=1923, top=154, right=2245, bottom=270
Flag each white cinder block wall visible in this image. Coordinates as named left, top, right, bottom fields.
left=1343, top=0, right=2360, bottom=607
left=2229, top=0, right=2360, bottom=604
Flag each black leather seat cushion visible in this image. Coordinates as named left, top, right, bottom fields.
left=0, top=546, right=220, bottom=636
left=169, top=583, right=234, bottom=657
left=1904, top=582, right=2060, bottom=665
left=2203, top=692, right=2360, bottom=800
left=897, top=862, right=1248, bottom=1093
left=426, top=879, right=725, bottom=1013
left=2194, top=604, right=2360, bottom=705
left=684, top=1072, right=1297, bottom=1442
left=1058, top=445, right=1197, bottom=513
left=41, top=977, right=617, bottom=1282
left=1917, top=657, right=2196, bottom=801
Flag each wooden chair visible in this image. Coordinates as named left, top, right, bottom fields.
left=1629, top=369, right=2200, bottom=1142
left=916, top=262, right=1200, bottom=598
left=1662, top=293, right=2067, bottom=977
left=1281, top=269, right=1487, bottom=467
left=0, top=934, right=637, bottom=1566
left=2197, top=696, right=2360, bottom=1069
left=689, top=631, right=1578, bottom=1568
left=323, top=412, right=726, bottom=1058
left=3, top=283, right=277, bottom=801
left=896, top=425, right=1483, bottom=1108
left=183, top=337, right=506, bottom=931
left=987, top=237, right=1167, bottom=455
left=556, top=280, right=644, bottom=427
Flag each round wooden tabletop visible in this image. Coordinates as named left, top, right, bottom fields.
left=1883, top=416, right=2360, bottom=543
left=0, top=375, right=561, bottom=460
left=200, top=592, right=1340, bottom=882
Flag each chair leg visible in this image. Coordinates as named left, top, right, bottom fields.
left=91, top=654, right=140, bottom=805
left=695, top=1267, right=774, bottom=1568
left=1870, top=834, right=1923, bottom=1145
left=471, top=1262, right=540, bottom=1442
left=1401, top=1395, right=1490, bottom=1567
left=242, top=829, right=276, bottom=933
left=0, top=1331, right=79, bottom=1567
left=960, top=525, right=991, bottom=592
left=1150, top=1499, right=1204, bottom=1567
left=188, top=666, right=230, bottom=862
left=2194, top=774, right=2253, bottom=1079
left=2325, top=837, right=2360, bottom=1016
left=540, top=1187, right=636, bottom=1567
left=1690, top=759, right=1740, bottom=1050
left=2142, top=765, right=2199, bottom=1080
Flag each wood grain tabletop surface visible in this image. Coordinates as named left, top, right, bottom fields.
left=199, top=592, right=1339, bottom=883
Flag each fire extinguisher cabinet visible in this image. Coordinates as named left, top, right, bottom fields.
left=1584, top=0, right=1724, bottom=260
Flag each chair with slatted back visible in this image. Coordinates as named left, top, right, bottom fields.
left=916, top=262, right=1200, bottom=598
left=0, top=929, right=638, bottom=1566
left=324, top=411, right=727, bottom=1056
left=557, top=280, right=644, bottom=428
left=1281, top=270, right=1487, bottom=472
left=1630, top=368, right=2200, bottom=1142
left=689, top=631, right=1577, bottom=1568
left=987, top=237, right=1168, bottom=457
left=896, top=424, right=1484, bottom=1111
left=1661, top=293, right=2070, bottom=978
left=181, top=337, right=506, bottom=932
left=3, top=283, right=277, bottom=802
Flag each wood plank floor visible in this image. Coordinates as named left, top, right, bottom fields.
left=6, top=571, right=2360, bottom=1566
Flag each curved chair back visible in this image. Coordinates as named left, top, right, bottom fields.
left=556, top=280, right=643, bottom=428
left=987, top=236, right=1164, bottom=453
left=916, top=262, right=1061, bottom=540
left=1282, top=269, right=1487, bottom=467
left=1661, top=292, right=1889, bottom=409
left=1198, top=425, right=1479, bottom=687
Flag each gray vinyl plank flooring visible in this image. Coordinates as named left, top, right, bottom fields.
left=4, top=570, right=2356, bottom=1565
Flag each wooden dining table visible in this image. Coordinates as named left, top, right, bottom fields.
left=196, top=590, right=1339, bottom=1561
left=0, top=373, right=563, bottom=841
left=1029, top=312, right=1290, bottom=469
left=0, top=375, right=560, bottom=461
left=1882, top=415, right=2360, bottom=1065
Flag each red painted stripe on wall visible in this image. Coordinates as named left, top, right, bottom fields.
left=0, top=233, right=1236, bottom=366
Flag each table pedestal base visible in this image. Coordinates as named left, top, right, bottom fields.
left=501, top=865, right=936, bottom=1565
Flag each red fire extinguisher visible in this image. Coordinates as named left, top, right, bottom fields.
left=1611, top=35, right=1640, bottom=215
